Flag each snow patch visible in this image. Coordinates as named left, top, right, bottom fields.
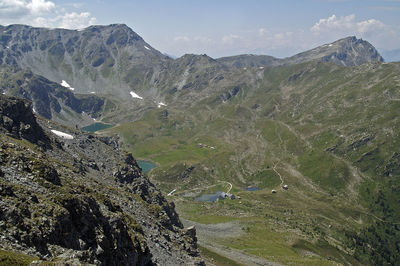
left=61, top=80, right=75, bottom=91
left=144, top=45, right=150, bottom=50
left=130, top=91, right=143, bottom=99
left=6, top=46, right=9, bottom=49
left=51, top=130, right=74, bottom=140
left=259, top=67, right=264, bottom=70
left=32, top=107, right=36, bottom=113
left=167, top=189, right=177, bottom=196
left=157, top=102, right=167, bottom=108
left=90, top=91, right=95, bottom=94
left=328, top=44, right=333, bottom=47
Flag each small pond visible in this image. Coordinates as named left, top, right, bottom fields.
left=81, top=122, right=114, bottom=133
left=195, top=191, right=224, bottom=202
left=137, top=160, right=156, bottom=174
left=244, top=187, right=260, bottom=191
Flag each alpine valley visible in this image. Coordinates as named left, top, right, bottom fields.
left=1, top=24, right=399, bottom=265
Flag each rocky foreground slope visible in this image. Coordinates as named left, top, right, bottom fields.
left=0, top=94, right=203, bottom=265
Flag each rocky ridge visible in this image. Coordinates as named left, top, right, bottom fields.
left=217, top=36, right=384, bottom=68
left=0, top=94, right=203, bottom=265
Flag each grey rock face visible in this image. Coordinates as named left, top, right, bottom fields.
left=0, top=94, right=50, bottom=147
left=285, top=36, right=384, bottom=66
left=0, top=67, right=105, bottom=125
left=0, top=24, right=168, bottom=96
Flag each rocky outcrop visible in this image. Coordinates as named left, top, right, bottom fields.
left=0, top=95, right=204, bottom=265
left=0, top=94, right=50, bottom=147
left=181, top=166, right=195, bottom=179
left=384, top=152, right=400, bottom=177
left=220, top=86, right=240, bottom=102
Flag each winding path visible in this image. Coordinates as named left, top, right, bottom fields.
left=272, top=162, right=284, bottom=187
left=218, top=180, right=233, bottom=193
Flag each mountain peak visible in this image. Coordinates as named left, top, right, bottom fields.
left=0, top=23, right=167, bottom=96
left=217, top=36, right=383, bottom=69
left=339, top=35, right=357, bottom=41
left=284, top=36, right=384, bottom=66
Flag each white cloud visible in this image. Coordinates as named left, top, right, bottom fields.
left=193, top=36, right=214, bottom=44
left=311, top=14, right=385, bottom=36
left=0, top=0, right=96, bottom=29
left=59, top=12, right=96, bottom=29
left=0, top=0, right=31, bottom=17
left=311, top=14, right=355, bottom=33
left=173, top=36, right=190, bottom=42
left=357, top=19, right=385, bottom=34
left=222, top=34, right=240, bottom=45
left=71, top=3, right=83, bottom=9
left=27, top=0, right=54, bottom=14
left=0, top=0, right=54, bottom=16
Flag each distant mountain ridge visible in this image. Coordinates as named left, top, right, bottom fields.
left=0, top=24, right=384, bottom=97
left=0, top=24, right=385, bottom=125
left=217, top=36, right=384, bottom=68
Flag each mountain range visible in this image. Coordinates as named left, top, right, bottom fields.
left=0, top=24, right=384, bottom=126
left=1, top=23, right=399, bottom=265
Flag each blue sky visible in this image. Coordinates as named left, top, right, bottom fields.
left=1, top=0, right=400, bottom=58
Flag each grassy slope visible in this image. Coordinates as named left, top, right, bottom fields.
left=105, top=61, right=400, bottom=265
left=0, top=249, right=37, bottom=266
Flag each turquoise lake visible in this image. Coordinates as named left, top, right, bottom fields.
left=195, top=191, right=224, bottom=202
left=137, top=160, right=156, bottom=173
left=81, top=122, right=114, bottom=133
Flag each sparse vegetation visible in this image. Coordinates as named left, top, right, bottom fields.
left=0, top=249, right=37, bottom=266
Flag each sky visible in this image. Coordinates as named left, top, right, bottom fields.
left=0, top=0, right=400, bottom=59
